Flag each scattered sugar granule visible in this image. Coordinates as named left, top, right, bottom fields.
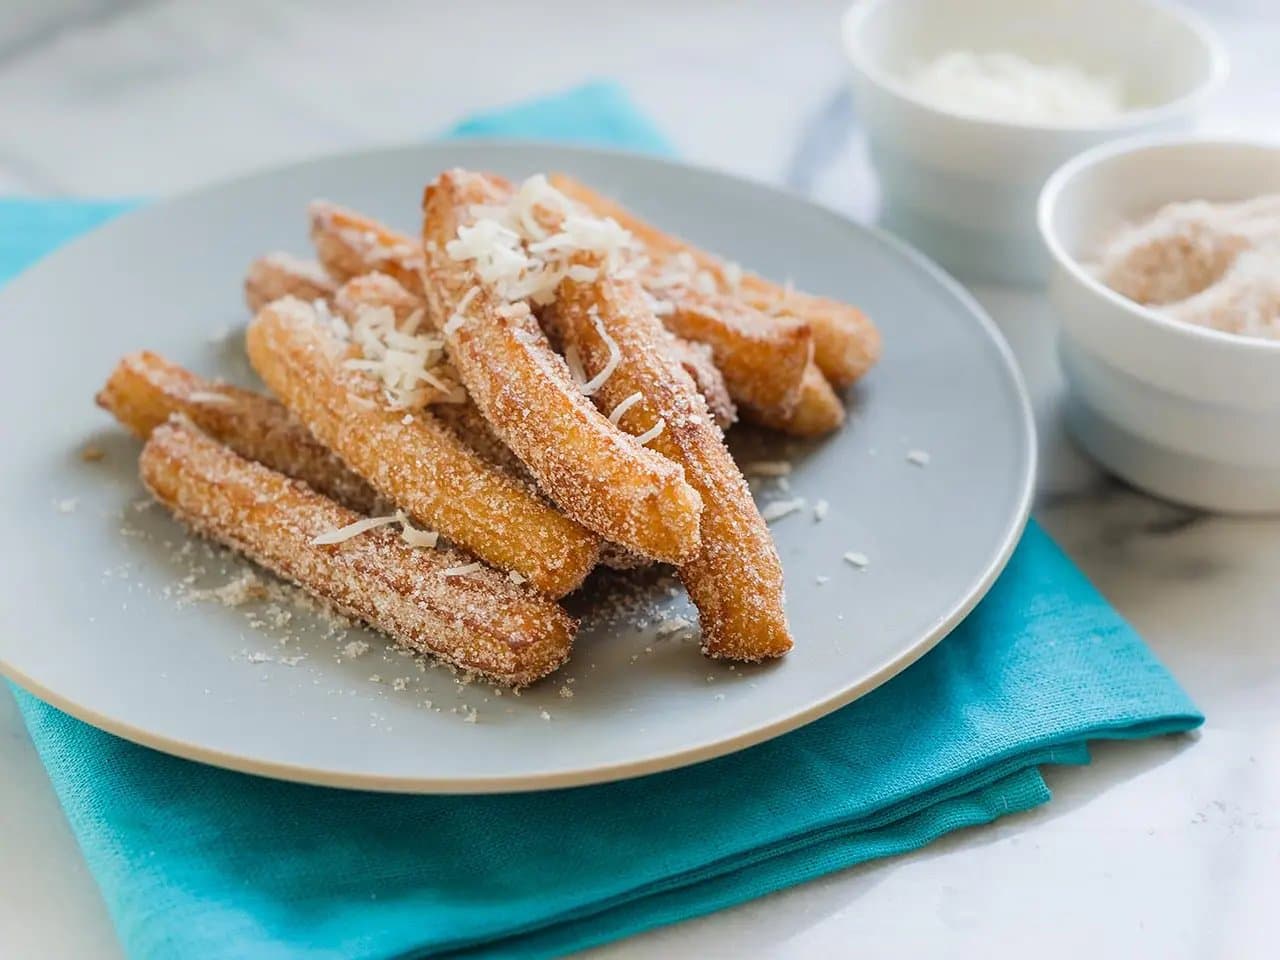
left=539, top=709, right=552, bottom=721
left=246, top=652, right=272, bottom=664
left=760, top=497, right=806, bottom=522
left=559, top=685, right=574, bottom=699
left=369, top=674, right=383, bottom=683
left=190, top=571, right=266, bottom=607
left=401, top=413, right=414, bottom=425
left=462, top=707, right=478, bottom=724
left=906, top=449, right=932, bottom=467
left=392, top=677, right=409, bottom=692
left=813, top=499, right=830, bottom=521
left=745, top=460, right=792, bottom=477
left=705, top=674, right=716, bottom=683
left=81, top=445, right=105, bottom=463
left=55, top=498, right=78, bottom=514
left=279, top=655, right=305, bottom=667
left=843, top=551, right=870, bottom=570
left=342, top=640, right=370, bottom=659
left=714, top=693, right=725, bottom=701
left=815, top=575, right=830, bottom=585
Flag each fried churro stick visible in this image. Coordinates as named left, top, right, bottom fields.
left=141, top=418, right=573, bottom=686
left=664, top=335, right=735, bottom=430
left=97, top=350, right=382, bottom=514
left=742, top=361, right=845, bottom=437
left=309, top=200, right=425, bottom=298
left=421, top=170, right=703, bottom=565
left=550, top=173, right=880, bottom=388
left=658, top=289, right=810, bottom=417
left=247, top=297, right=600, bottom=597
left=547, top=270, right=792, bottom=661
left=244, top=252, right=337, bottom=314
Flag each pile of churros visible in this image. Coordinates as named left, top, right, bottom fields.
left=96, top=170, right=880, bottom=687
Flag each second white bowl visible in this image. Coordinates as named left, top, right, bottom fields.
left=1040, top=137, right=1280, bottom=514
left=842, top=0, right=1226, bottom=285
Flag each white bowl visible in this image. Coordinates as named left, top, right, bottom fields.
left=842, top=0, right=1227, bottom=285
left=1039, top=137, right=1280, bottom=514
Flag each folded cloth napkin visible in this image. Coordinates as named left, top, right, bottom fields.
left=4, top=82, right=1201, bottom=960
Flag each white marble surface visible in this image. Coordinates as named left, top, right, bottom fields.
left=2, top=2, right=1278, bottom=957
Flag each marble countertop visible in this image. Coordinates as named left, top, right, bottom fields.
left=2, top=2, right=1277, bottom=957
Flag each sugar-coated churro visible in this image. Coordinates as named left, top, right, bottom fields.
left=247, top=297, right=600, bottom=597
left=550, top=173, right=880, bottom=388
left=421, top=169, right=703, bottom=565
left=141, top=418, right=574, bottom=685
left=309, top=200, right=425, bottom=298
left=742, top=361, right=845, bottom=437
left=663, top=334, right=736, bottom=430
left=657, top=288, right=810, bottom=417
left=546, top=263, right=792, bottom=661
left=96, top=350, right=382, bottom=514
left=244, top=252, right=337, bottom=314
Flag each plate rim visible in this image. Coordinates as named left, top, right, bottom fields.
left=0, top=139, right=1037, bottom=793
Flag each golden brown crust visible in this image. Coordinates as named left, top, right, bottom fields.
left=742, top=361, right=846, bottom=437
left=244, top=252, right=338, bottom=314
left=246, top=297, right=600, bottom=597
left=546, top=266, right=792, bottom=661
left=657, top=288, right=810, bottom=417
left=140, top=418, right=574, bottom=686
left=308, top=200, right=425, bottom=298
left=420, top=170, right=704, bottom=565
left=550, top=173, right=880, bottom=388
left=96, top=350, right=382, bottom=514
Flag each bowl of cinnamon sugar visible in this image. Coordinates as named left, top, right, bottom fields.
left=1039, top=136, right=1280, bottom=514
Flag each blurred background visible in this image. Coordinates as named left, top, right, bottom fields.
left=0, top=0, right=1273, bottom=207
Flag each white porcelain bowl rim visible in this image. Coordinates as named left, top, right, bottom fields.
left=841, top=0, right=1228, bottom=136
left=1038, top=133, right=1280, bottom=359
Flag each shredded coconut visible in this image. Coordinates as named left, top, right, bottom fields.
left=843, top=551, right=870, bottom=569
left=760, top=498, right=807, bottom=522
left=578, top=310, right=621, bottom=395
left=441, top=562, right=483, bottom=578
left=311, top=514, right=402, bottom=545
left=633, top=418, right=666, bottom=446
left=343, top=303, right=461, bottom=408
left=813, top=499, right=829, bottom=521
left=608, top=391, right=644, bottom=424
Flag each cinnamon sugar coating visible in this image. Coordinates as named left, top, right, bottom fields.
left=141, top=418, right=574, bottom=686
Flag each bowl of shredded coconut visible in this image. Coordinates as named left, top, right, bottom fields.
left=1039, top=136, right=1280, bottom=514
left=842, top=0, right=1226, bottom=284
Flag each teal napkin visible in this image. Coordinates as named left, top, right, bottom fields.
left=5, top=83, right=1201, bottom=960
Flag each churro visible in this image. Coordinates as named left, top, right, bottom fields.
left=743, top=361, right=845, bottom=437
left=247, top=297, right=600, bottom=597
left=420, top=169, right=703, bottom=565
left=244, top=252, right=337, bottom=314
left=96, top=350, right=381, bottom=514
left=309, top=200, right=425, bottom=298
left=550, top=173, right=880, bottom=387
left=141, top=418, right=574, bottom=686
left=656, top=288, right=810, bottom=418
left=547, top=264, right=792, bottom=660
left=663, top=334, right=735, bottom=430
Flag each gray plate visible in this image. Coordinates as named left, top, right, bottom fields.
left=0, top=142, right=1034, bottom=792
